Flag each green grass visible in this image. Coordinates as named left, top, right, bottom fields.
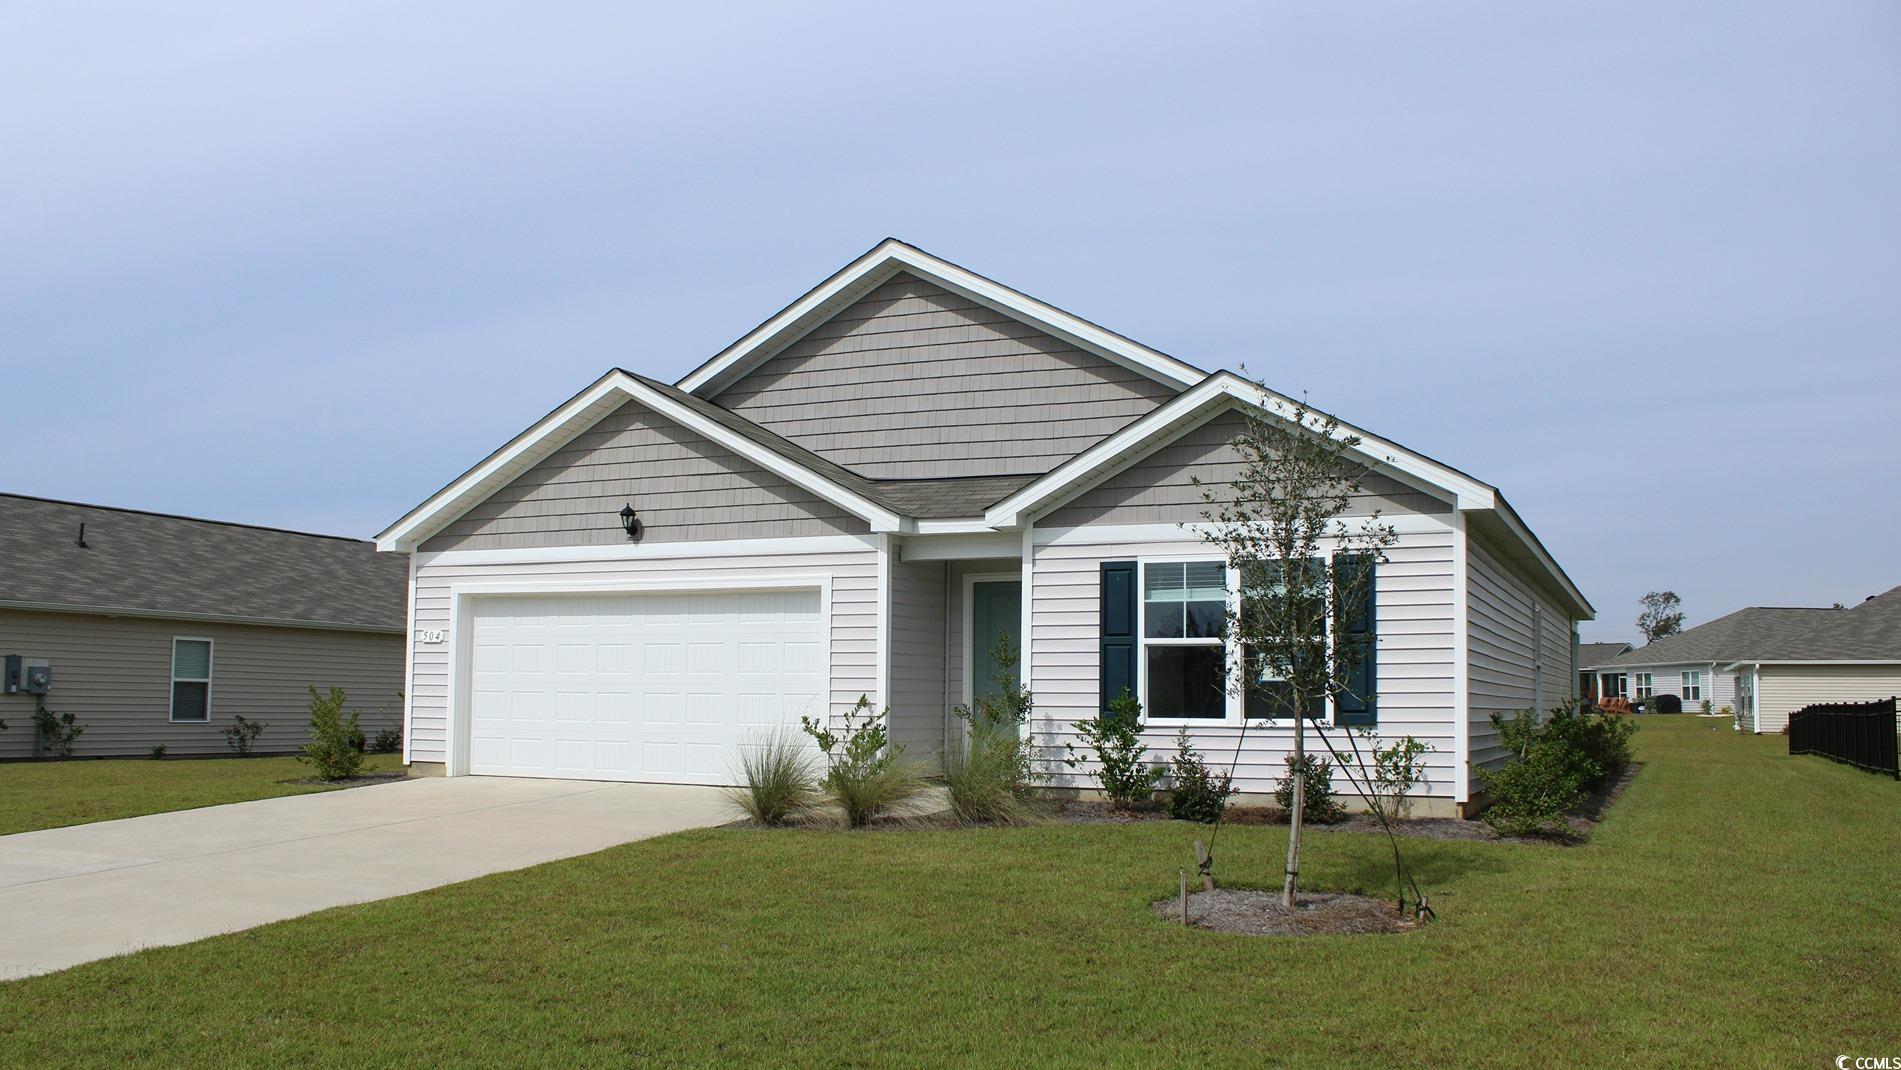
left=2, top=717, right=1895, bottom=1067
left=0, top=752, right=404, bottom=836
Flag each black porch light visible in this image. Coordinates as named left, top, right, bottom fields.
left=618, top=502, right=644, bottom=541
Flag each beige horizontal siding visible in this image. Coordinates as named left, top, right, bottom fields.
left=712, top=273, right=1178, bottom=479
left=421, top=398, right=869, bottom=553
left=407, top=548, right=880, bottom=765
left=1044, top=408, right=1452, bottom=527
left=0, top=608, right=401, bottom=759
left=1028, top=528, right=1460, bottom=799
left=1754, top=665, right=1901, bottom=734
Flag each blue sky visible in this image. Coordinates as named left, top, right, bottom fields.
left=3, top=3, right=1896, bottom=641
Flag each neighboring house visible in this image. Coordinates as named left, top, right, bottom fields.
left=0, top=494, right=407, bottom=758
left=1724, top=586, right=1901, bottom=734
left=1597, top=587, right=1901, bottom=730
left=374, top=239, right=1594, bottom=817
left=1577, top=641, right=1632, bottom=704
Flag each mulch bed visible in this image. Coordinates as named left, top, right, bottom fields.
left=1152, top=888, right=1420, bottom=936
left=284, top=771, right=410, bottom=788
left=1050, top=762, right=1643, bottom=845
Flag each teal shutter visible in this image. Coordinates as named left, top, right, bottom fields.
left=1335, top=554, right=1378, bottom=725
left=1100, top=560, right=1137, bottom=718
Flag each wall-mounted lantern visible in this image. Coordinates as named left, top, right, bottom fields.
left=618, top=502, right=644, bottom=542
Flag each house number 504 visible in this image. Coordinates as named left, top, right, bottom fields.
left=420, top=629, right=447, bottom=644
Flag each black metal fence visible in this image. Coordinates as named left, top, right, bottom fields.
left=1787, top=697, right=1899, bottom=779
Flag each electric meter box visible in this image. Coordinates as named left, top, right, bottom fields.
left=3, top=656, right=51, bottom=695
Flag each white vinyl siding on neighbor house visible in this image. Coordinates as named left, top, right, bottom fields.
left=406, top=544, right=879, bottom=768
left=1029, top=524, right=1460, bottom=804
left=1466, top=535, right=1576, bottom=779
left=1749, top=664, right=1901, bottom=734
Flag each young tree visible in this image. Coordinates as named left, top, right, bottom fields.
left=1636, top=591, right=1684, bottom=643
left=1195, top=387, right=1396, bottom=908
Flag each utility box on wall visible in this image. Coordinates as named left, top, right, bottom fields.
left=3, top=655, right=51, bottom=695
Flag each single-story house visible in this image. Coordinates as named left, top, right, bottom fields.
left=374, top=239, right=1594, bottom=817
left=0, top=493, right=407, bottom=758
left=1723, top=586, right=1901, bottom=733
left=1577, top=641, right=1632, bottom=704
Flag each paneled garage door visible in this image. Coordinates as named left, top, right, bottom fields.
left=466, top=588, right=826, bottom=783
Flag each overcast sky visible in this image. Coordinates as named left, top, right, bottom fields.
left=3, top=3, right=1896, bottom=641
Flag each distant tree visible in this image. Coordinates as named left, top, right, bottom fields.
left=1636, top=592, right=1684, bottom=643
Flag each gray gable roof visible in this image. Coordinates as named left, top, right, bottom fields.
left=1578, top=642, right=1633, bottom=669
left=1604, top=588, right=1901, bottom=667
left=0, top=494, right=407, bottom=631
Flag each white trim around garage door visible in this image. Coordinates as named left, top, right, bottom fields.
left=441, top=573, right=834, bottom=778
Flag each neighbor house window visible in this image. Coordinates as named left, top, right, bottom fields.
left=171, top=638, right=213, bottom=722
left=1141, top=561, right=1229, bottom=719
left=1634, top=672, right=1653, bottom=699
left=1682, top=670, right=1703, bottom=701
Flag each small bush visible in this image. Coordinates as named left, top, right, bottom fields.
left=1476, top=705, right=1636, bottom=837
left=728, top=730, right=822, bottom=826
left=944, top=726, right=1036, bottom=825
left=1573, top=708, right=1636, bottom=783
left=371, top=728, right=403, bottom=754
left=801, top=696, right=927, bottom=828
left=34, top=706, right=84, bottom=758
left=348, top=725, right=368, bottom=753
left=949, top=634, right=1046, bottom=794
left=299, top=686, right=365, bottom=781
left=1699, top=698, right=1713, bottom=716
left=148, top=744, right=167, bottom=760
left=1166, top=725, right=1234, bottom=824
left=222, top=714, right=267, bottom=757
left=1064, top=690, right=1163, bottom=809
left=1274, top=752, right=1346, bottom=824
left=1368, top=732, right=1435, bottom=819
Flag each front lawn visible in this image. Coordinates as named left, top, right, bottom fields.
left=2, top=718, right=1895, bottom=1066
left=0, top=752, right=404, bottom=836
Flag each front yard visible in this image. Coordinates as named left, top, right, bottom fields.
left=2, top=717, right=1895, bottom=1066
left=0, top=752, right=404, bottom=836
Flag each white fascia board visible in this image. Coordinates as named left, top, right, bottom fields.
left=414, top=534, right=880, bottom=569
left=987, top=373, right=1490, bottom=530
left=1480, top=499, right=1595, bottom=621
left=677, top=239, right=1206, bottom=397
left=376, top=372, right=903, bottom=552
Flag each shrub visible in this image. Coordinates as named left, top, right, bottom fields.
left=1166, top=725, right=1234, bottom=824
left=348, top=725, right=368, bottom=753
left=222, top=714, right=267, bottom=757
left=1274, top=752, right=1346, bottom=824
left=371, top=728, right=403, bottom=754
left=1573, top=707, right=1636, bottom=783
left=1368, top=732, right=1435, bottom=819
left=149, top=744, right=167, bottom=760
left=1064, top=690, right=1163, bottom=809
left=800, top=695, right=927, bottom=828
left=299, top=686, right=365, bottom=781
left=1475, top=705, right=1635, bottom=838
left=34, top=706, right=84, bottom=758
left=1699, top=698, right=1713, bottom=717
left=944, top=725, right=1036, bottom=825
left=728, top=730, right=821, bottom=826
left=948, top=633, right=1046, bottom=797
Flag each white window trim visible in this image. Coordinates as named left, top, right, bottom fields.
left=1634, top=671, right=1654, bottom=699
left=1681, top=670, right=1703, bottom=702
left=1135, top=555, right=1337, bottom=729
left=169, top=636, right=214, bottom=723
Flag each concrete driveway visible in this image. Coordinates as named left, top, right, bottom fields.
left=0, top=776, right=732, bottom=980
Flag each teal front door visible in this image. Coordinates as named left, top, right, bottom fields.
left=969, top=580, right=1022, bottom=722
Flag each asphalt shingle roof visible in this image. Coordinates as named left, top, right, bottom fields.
left=1604, top=587, right=1901, bottom=667
left=0, top=494, right=407, bottom=631
left=1577, top=642, right=1633, bottom=669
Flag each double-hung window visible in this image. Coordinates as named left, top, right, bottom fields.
left=1681, top=670, right=1703, bottom=702
left=1634, top=672, right=1654, bottom=700
left=1141, top=561, right=1229, bottom=719
left=170, top=638, right=213, bottom=722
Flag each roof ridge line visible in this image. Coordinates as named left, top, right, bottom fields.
left=1, top=492, right=374, bottom=544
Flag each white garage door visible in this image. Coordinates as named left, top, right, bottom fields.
left=466, top=588, right=826, bottom=783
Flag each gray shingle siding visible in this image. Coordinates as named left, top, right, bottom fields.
left=1041, top=409, right=1452, bottom=527
left=711, top=273, right=1179, bottom=479
left=420, top=398, right=871, bottom=553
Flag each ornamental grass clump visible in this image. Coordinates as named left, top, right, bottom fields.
left=943, top=725, right=1036, bottom=825
left=728, top=730, right=822, bottom=826
left=801, top=696, right=928, bottom=828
